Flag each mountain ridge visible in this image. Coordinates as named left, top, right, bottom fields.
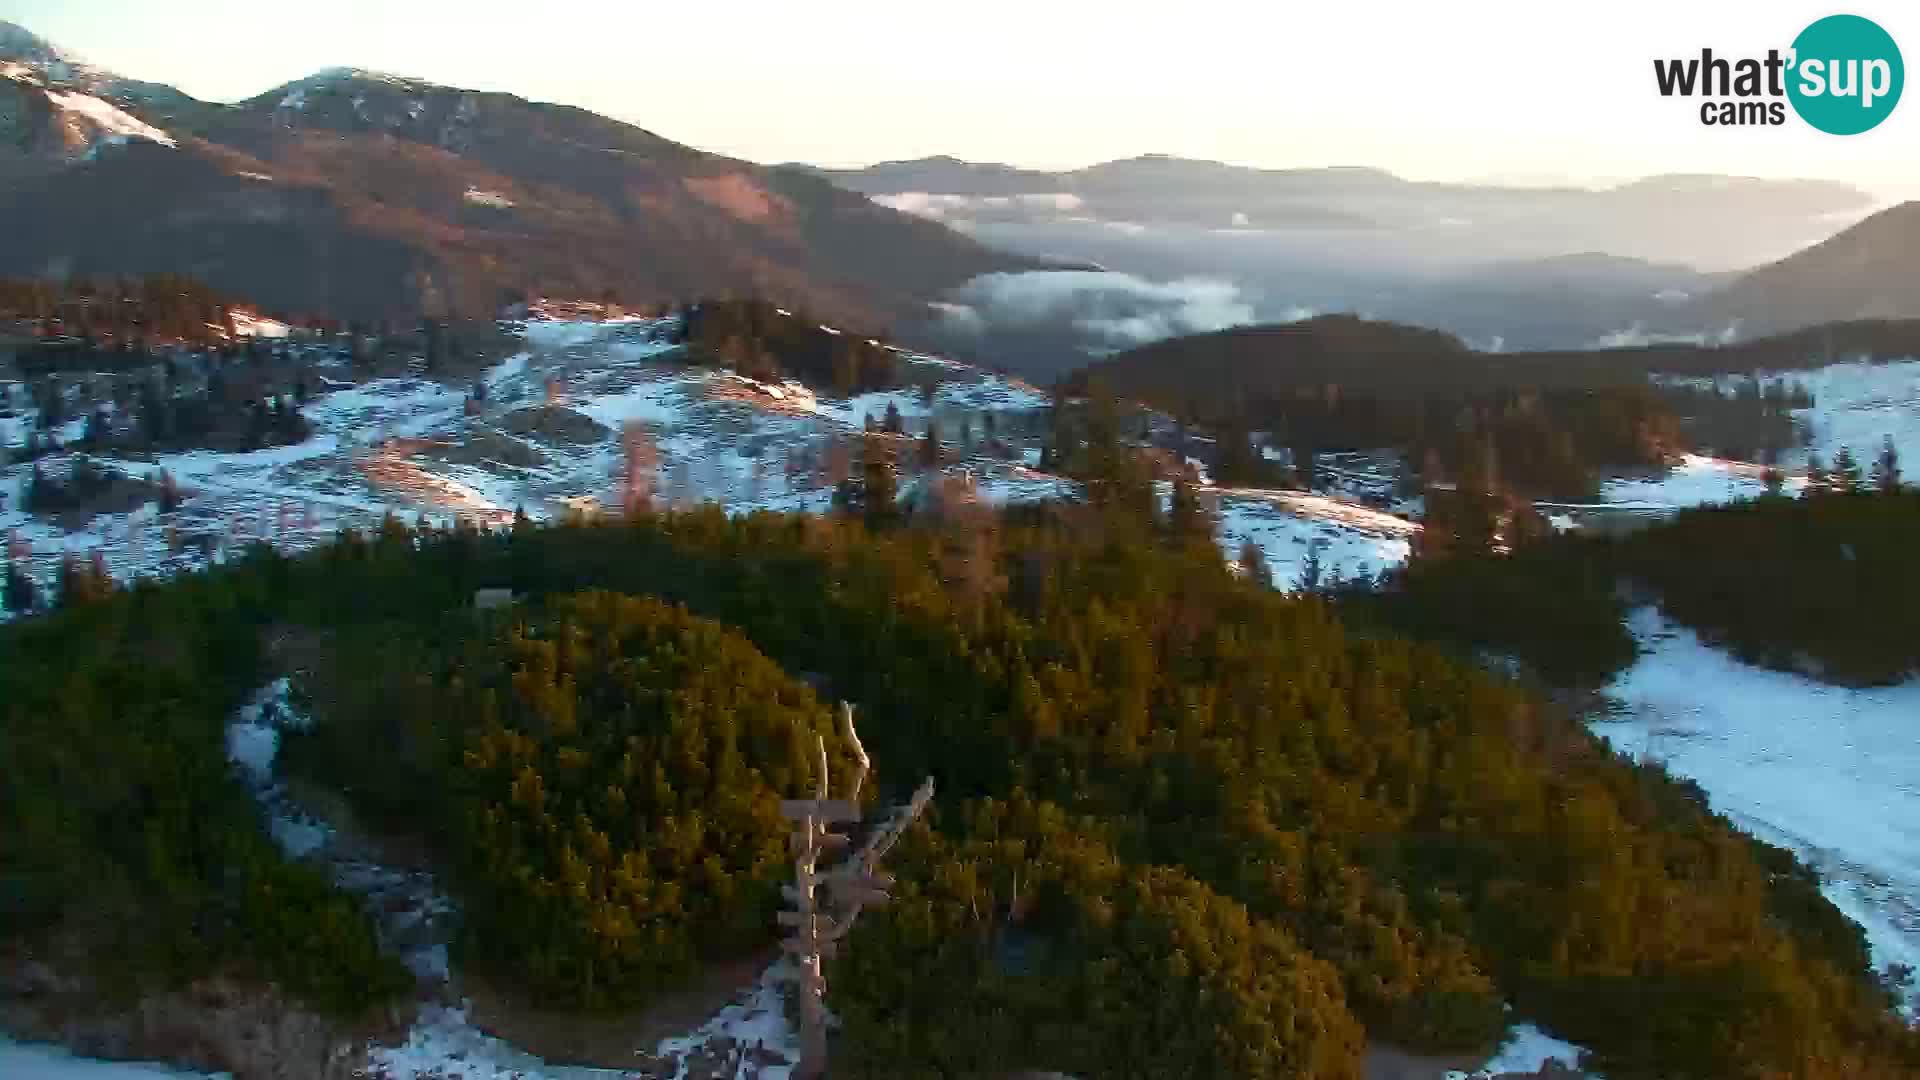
left=1697, top=200, right=1920, bottom=335
left=816, top=152, right=1869, bottom=206
left=0, top=22, right=1048, bottom=330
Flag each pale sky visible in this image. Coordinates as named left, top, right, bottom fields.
left=3, top=0, right=1916, bottom=197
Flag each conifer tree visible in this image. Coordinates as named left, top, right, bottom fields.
left=379, top=510, right=412, bottom=546
left=1298, top=538, right=1327, bottom=592
left=56, top=551, right=112, bottom=607
left=1759, top=447, right=1784, bottom=497
left=3, top=560, right=36, bottom=614
left=158, top=469, right=181, bottom=512
left=1874, top=435, right=1902, bottom=493
left=83, top=408, right=110, bottom=449
left=24, top=464, right=49, bottom=513
left=246, top=400, right=269, bottom=448
left=859, top=434, right=901, bottom=529
left=1168, top=472, right=1210, bottom=541
left=1832, top=446, right=1862, bottom=494
left=1237, top=538, right=1270, bottom=588
left=833, top=433, right=899, bottom=529
left=882, top=401, right=905, bottom=435
left=919, top=422, right=942, bottom=469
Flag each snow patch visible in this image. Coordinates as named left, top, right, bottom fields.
left=971, top=462, right=1080, bottom=506
left=224, top=679, right=333, bottom=859
left=1599, top=608, right=1920, bottom=1006
left=1614, top=358, right=1920, bottom=510
left=230, top=311, right=290, bottom=339
left=462, top=187, right=514, bottom=208
left=571, top=374, right=688, bottom=429
left=0, top=1037, right=225, bottom=1079
left=1215, top=487, right=1414, bottom=590
left=1773, top=358, right=1920, bottom=475
left=46, top=88, right=175, bottom=148
left=651, top=962, right=800, bottom=1075
left=1599, top=454, right=1805, bottom=509
left=1446, top=1023, right=1586, bottom=1079
left=814, top=387, right=932, bottom=430
left=364, top=967, right=799, bottom=1079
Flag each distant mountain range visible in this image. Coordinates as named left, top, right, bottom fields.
left=4, top=16, right=1916, bottom=368
left=809, top=153, right=1874, bottom=270
left=0, top=21, right=1042, bottom=328
left=815, top=153, right=1920, bottom=364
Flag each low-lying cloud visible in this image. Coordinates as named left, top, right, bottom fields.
left=937, top=270, right=1263, bottom=352
left=874, top=191, right=1083, bottom=223
left=1588, top=321, right=1741, bottom=349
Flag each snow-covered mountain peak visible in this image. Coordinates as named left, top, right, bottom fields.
left=270, top=65, right=435, bottom=100
left=0, top=20, right=196, bottom=113
left=309, top=65, right=424, bottom=86
left=0, top=19, right=121, bottom=95
left=257, top=67, right=452, bottom=132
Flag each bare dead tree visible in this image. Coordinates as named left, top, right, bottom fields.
left=621, top=421, right=660, bottom=517
left=780, top=702, right=933, bottom=1079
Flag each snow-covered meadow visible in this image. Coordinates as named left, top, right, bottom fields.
left=1609, top=358, right=1920, bottom=510
left=1597, top=608, right=1920, bottom=1007
left=3, top=316, right=1423, bottom=617
left=1216, top=486, right=1416, bottom=588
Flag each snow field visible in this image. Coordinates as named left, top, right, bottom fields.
left=1598, top=608, right=1920, bottom=1006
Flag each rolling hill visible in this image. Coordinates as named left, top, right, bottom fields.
left=1696, top=200, right=1920, bottom=335
left=1078, top=312, right=1920, bottom=407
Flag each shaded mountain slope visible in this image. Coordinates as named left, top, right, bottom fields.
left=0, top=26, right=1044, bottom=328
left=1699, top=201, right=1920, bottom=335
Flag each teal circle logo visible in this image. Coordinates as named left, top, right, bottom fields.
left=1788, top=14, right=1903, bottom=134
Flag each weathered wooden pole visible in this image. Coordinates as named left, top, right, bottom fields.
left=780, top=703, right=933, bottom=1080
